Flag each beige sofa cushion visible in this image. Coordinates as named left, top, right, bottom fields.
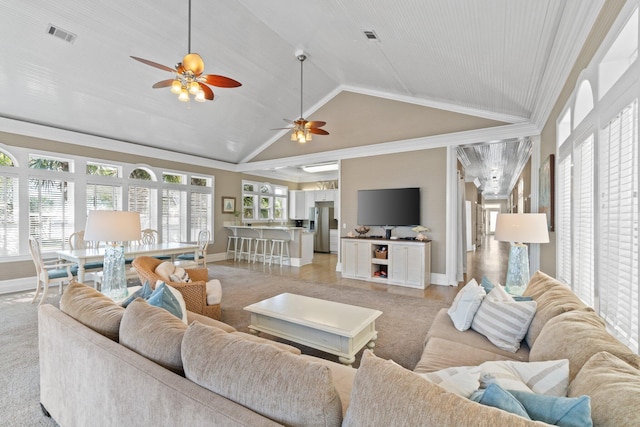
left=182, top=321, right=343, bottom=427
left=59, top=281, right=125, bottom=341
left=523, top=271, right=587, bottom=347
left=342, top=351, right=549, bottom=427
left=568, top=351, right=640, bottom=427
left=299, top=354, right=357, bottom=417
left=426, top=308, right=529, bottom=363
left=414, top=337, right=526, bottom=373
left=119, top=298, right=190, bottom=375
left=530, top=309, right=640, bottom=382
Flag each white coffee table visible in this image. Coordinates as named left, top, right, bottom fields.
left=244, top=293, right=382, bottom=366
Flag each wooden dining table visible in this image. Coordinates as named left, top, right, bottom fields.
left=56, top=242, right=200, bottom=283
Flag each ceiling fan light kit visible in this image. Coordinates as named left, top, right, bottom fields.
left=131, top=0, right=241, bottom=104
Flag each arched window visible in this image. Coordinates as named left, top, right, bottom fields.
left=557, top=108, right=572, bottom=147
left=574, top=80, right=594, bottom=126
left=599, top=8, right=638, bottom=99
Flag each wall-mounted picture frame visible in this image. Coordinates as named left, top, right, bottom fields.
left=539, top=154, right=555, bottom=231
left=222, top=196, right=236, bottom=213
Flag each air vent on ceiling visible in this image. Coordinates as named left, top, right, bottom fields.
left=46, top=24, right=77, bottom=44
left=363, top=30, right=380, bottom=41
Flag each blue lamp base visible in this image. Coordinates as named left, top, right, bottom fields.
left=505, top=243, right=530, bottom=296
left=101, top=244, right=128, bottom=300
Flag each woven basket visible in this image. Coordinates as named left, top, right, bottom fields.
left=375, top=249, right=388, bottom=259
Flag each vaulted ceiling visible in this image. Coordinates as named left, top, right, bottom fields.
left=0, top=0, right=605, bottom=190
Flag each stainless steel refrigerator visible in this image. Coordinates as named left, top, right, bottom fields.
left=311, top=203, right=334, bottom=253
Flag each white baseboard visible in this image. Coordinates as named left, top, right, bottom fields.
left=429, top=273, right=454, bottom=286
left=0, top=277, right=37, bottom=295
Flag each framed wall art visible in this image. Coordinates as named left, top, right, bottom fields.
left=222, top=196, right=236, bottom=213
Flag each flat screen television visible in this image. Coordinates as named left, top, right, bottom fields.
left=357, top=187, right=421, bottom=226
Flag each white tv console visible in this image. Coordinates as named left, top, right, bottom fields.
left=341, top=237, right=431, bottom=289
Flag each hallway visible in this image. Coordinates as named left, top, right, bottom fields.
left=465, top=234, right=510, bottom=286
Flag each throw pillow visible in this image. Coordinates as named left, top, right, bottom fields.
left=481, top=275, right=496, bottom=294
left=205, top=279, right=222, bottom=305
left=508, top=390, right=592, bottom=427
left=417, top=370, right=480, bottom=398
left=470, top=385, right=592, bottom=427
left=154, top=261, right=175, bottom=282
left=342, top=351, right=544, bottom=427
left=471, top=287, right=537, bottom=352
left=146, top=282, right=184, bottom=322
left=447, top=278, right=486, bottom=331
left=119, top=298, right=188, bottom=375
left=423, top=358, right=569, bottom=397
left=169, top=266, right=191, bottom=283
left=470, top=383, right=530, bottom=420
left=568, top=351, right=640, bottom=427
left=182, top=321, right=343, bottom=427
left=155, top=280, right=188, bottom=324
left=121, top=281, right=153, bottom=307
left=59, top=281, right=125, bottom=341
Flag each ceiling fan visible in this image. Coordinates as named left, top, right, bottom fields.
left=274, top=52, right=329, bottom=143
left=130, top=0, right=241, bottom=103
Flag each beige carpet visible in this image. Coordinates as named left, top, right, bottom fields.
left=212, top=264, right=450, bottom=369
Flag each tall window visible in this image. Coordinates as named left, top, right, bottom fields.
left=162, top=188, right=186, bottom=243
left=599, top=100, right=638, bottom=352
left=0, top=152, right=18, bottom=256
left=128, top=167, right=156, bottom=231
left=28, top=155, right=75, bottom=251
left=241, top=180, right=288, bottom=222
left=556, top=2, right=639, bottom=353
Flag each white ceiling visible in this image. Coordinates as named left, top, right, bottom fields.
left=0, top=0, right=604, bottom=188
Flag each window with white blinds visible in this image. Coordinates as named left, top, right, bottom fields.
left=0, top=174, right=19, bottom=256
left=162, top=188, right=186, bottom=243
left=573, top=135, right=595, bottom=307
left=128, top=186, right=155, bottom=231
left=29, top=178, right=75, bottom=251
left=599, top=100, right=639, bottom=353
left=86, top=184, right=122, bottom=211
left=556, top=155, right=572, bottom=285
left=190, top=192, right=211, bottom=241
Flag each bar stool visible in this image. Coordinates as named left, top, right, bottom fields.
left=238, top=237, right=253, bottom=262
left=226, top=235, right=240, bottom=261
left=269, top=239, right=290, bottom=266
left=252, top=238, right=270, bottom=263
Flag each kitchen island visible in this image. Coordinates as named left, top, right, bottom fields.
left=224, top=224, right=314, bottom=266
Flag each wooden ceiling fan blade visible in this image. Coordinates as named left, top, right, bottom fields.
left=130, top=56, right=176, bottom=73
left=202, top=75, right=242, bottom=88
left=283, top=118, right=296, bottom=124
left=305, top=121, right=326, bottom=128
left=198, top=83, right=214, bottom=100
left=152, top=79, right=175, bottom=88
left=309, top=128, right=329, bottom=135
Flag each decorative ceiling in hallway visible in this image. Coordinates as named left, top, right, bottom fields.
left=457, top=139, right=533, bottom=199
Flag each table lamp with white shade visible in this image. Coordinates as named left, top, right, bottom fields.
left=84, top=210, right=141, bottom=299
left=494, top=213, right=549, bottom=296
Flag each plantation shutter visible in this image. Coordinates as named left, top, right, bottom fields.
left=86, top=184, right=122, bottom=211
left=162, top=188, right=186, bottom=243
left=0, top=175, right=19, bottom=256
left=129, top=186, right=153, bottom=231
left=572, top=135, right=595, bottom=306
left=190, top=192, right=210, bottom=241
left=599, top=99, right=639, bottom=353
left=557, top=155, right=572, bottom=285
left=29, top=178, right=75, bottom=251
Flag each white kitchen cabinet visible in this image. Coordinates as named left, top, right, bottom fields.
left=304, top=191, right=315, bottom=216
left=314, top=189, right=335, bottom=202
left=329, top=229, right=338, bottom=253
left=288, top=190, right=307, bottom=219
left=341, top=239, right=371, bottom=279
left=341, top=238, right=431, bottom=289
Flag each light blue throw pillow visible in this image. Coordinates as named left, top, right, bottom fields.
left=146, top=282, right=184, bottom=320
left=480, top=276, right=495, bottom=294
left=470, top=383, right=531, bottom=419
left=508, top=390, right=592, bottom=427
left=121, top=281, right=154, bottom=307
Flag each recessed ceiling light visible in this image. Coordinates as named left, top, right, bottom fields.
left=302, top=163, right=339, bottom=173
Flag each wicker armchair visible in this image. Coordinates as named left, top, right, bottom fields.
left=132, top=256, right=221, bottom=320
